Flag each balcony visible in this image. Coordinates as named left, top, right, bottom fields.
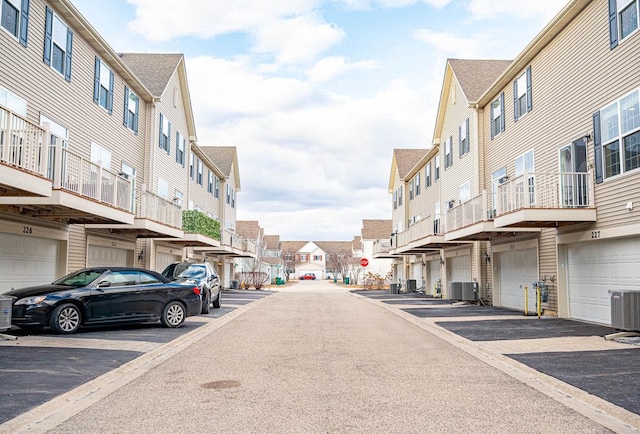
left=391, top=214, right=468, bottom=255
left=0, top=107, right=134, bottom=224
left=87, top=189, right=184, bottom=238
left=494, top=172, right=597, bottom=228
left=372, top=239, right=399, bottom=259
left=445, top=191, right=540, bottom=241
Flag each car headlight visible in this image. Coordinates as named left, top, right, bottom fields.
left=15, top=295, right=47, bottom=305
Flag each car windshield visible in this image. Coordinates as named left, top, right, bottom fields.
left=177, top=265, right=206, bottom=279
left=54, top=270, right=105, bottom=287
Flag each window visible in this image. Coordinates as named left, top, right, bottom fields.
left=93, top=58, right=114, bottom=113
left=231, top=189, right=235, bottom=208
left=158, top=177, right=169, bottom=199
left=174, top=190, right=183, bottom=207
left=43, top=7, right=72, bottom=81
left=459, top=118, right=469, bottom=157
left=176, top=131, right=185, bottom=166
left=398, top=186, right=402, bottom=206
left=1, top=0, right=29, bottom=46
left=433, top=202, right=441, bottom=234
left=299, top=254, right=307, bottom=262
left=515, top=149, right=535, bottom=176
left=515, top=149, right=535, bottom=207
left=415, top=172, right=421, bottom=196
left=513, top=67, right=532, bottom=121
left=123, top=87, right=139, bottom=133
left=207, top=170, right=213, bottom=193
left=226, top=185, right=231, bottom=204
left=313, top=255, right=322, bottom=261
left=393, top=190, right=397, bottom=210
left=159, top=113, right=170, bottom=153
left=594, top=89, right=640, bottom=181
left=444, top=136, right=453, bottom=168
left=41, top=114, right=67, bottom=180
left=491, top=167, right=507, bottom=217
left=90, top=142, right=111, bottom=171
left=196, top=159, right=203, bottom=185
left=189, top=153, right=194, bottom=179
left=409, top=179, right=414, bottom=200
left=425, top=162, right=431, bottom=187
left=214, top=178, right=220, bottom=198
left=121, top=162, right=136, bottom=213
left=459, top=182, right=470, bottom=203
left=1, top=85, right=27, bottom=116
left=435, top=155, right=440, bottom=181
left=610, top=0, right=640, bottom=47
left=490, top=92, right=505, bottom=138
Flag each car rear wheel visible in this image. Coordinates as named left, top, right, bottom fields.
left=49, top=303, right=81, bottom=334
left=161, top=301, right=186, bottom=328
left=212, top=291, right=221, bottom=309
left=200, top=290, right=210, bottom=314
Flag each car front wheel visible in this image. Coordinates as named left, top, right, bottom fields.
left=161, top=301, right=186, bottom=328
left=49, top=303, right=81, bottom=334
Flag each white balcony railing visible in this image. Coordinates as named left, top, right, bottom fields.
left=496, top=171, right=593, bottom=215
left=393, top=214, right=445, bottom=249
left=222, top=230, right=244, bottom=250
left=138, top=190, right=183, bottom=228
left=0, top=106, right=48, bottom=177
left=51, top=145, right=132, bottom=211
left=446, top=191, right=489, bottom=232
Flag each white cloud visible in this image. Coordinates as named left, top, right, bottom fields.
left=466, top=0, right=569, bottom=22
left=251, top=14, right=346, bottom=64
left=337, top=0, right=452, bottom=9
left=413, top=28, right=491, bottom=58
left=126, top=0, right=319, bottom=41
left=306, top=56, right=378, bottom=82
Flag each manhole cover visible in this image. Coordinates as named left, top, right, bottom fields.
left=201, top=380, right=241, bottom=390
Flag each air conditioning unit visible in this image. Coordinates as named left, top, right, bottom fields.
left=406, top=279, right=417, bottom=291
left=611, top=290, right=640, bottom=331
left=390, top=283, right=400, bottom=294
left=448, top=282, right=462, bottom=300
left=461, top=282, right=478, bottom=301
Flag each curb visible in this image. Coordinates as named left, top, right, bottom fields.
left=0, top=294, right=274, bottom=434
left=352, top=292, right=640, bottom=434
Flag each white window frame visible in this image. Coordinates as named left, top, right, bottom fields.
left=415, top=172, right=421, bottom=196
left=459, top=181, right=470, bottom=204
left=176, top=131, right=185, bottom=165
left=90, top=142, right=111, bottom=171
left=157, top=177, right=169, bottom=199
left=196, top=159, right=203, bottom=185
left=174, top=189, right=183, bottom=207
left=435, top=155, right=440, bottom=181
left=51, top=13, right=69, bottom=76
left=618, top=0, right=640, bottom=41
left=98, top=61, right=111, bottom=111
left=1, top=0, right=22, bottom=40
left=121, top=162, right=136, bottom=213
left=425, top=163, right=431, bottom=187
left=492, top=96, right=503, bottom=137
left=160, top=115, right=170, bottom=153
left=600, top=88, right=640, bottom=179
left=444, top=137, right=452, bottom=168
left=125, top=88, right=138, bottom=132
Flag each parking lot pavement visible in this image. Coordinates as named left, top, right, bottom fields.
left=354, top=289, right=640, bottom=424
left=0, top=289, right=273, bottom=425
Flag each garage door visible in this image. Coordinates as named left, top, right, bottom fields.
left=497, top=248, right=538, bottom=312
left=568, top=238, right=640, bottom=325
left=448, top=255, right=471, bottom=282
left=0, top=233, right=59, bottom=292
left=156, top=252, right=182, bottom=273
left=87, top=245, right=132, bottom=268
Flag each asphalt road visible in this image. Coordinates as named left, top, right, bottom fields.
left=10, top=280, right=619, bottom=434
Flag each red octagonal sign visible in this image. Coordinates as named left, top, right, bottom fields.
left=360, top=258, right=369, bottom=267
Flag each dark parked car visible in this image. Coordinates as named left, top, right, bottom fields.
left=161, top=262, right=221, bottom=313
left=4, top=267, right=202, bottom=334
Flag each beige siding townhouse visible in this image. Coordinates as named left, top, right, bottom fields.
left=360, top=219, right=394, bottom=279
left=469, top=0, right=640, bottom=325
left=0, top=0, right=182, bottom=290
left=262, top=235, right=283, bottom=281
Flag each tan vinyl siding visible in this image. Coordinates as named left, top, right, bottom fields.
left=152, top=72, right=190, bottom=199
left=188, top=167, right=221, bottom=218
left=391, top=171, right=404, bottom=231
left=68, top=225, right=86, bottom=271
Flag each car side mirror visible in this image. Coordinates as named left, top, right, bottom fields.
left=97, top=281, right=111, bottom=288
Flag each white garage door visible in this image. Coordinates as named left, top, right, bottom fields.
left=0, top=233, right=59, bottom=293
left=87, top=245, right=131, bottom=268
left=448, top=255, right=471, bottom=282
left=497, top=248, right=538, bottom=312
left=156, top=252, right=182, bottom=273
left=568, top=238, right=640, bottom=325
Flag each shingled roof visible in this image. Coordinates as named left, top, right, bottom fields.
left=199, top=146, right=241, bottom=190
left=448, top=59, right=512, bottom=103
left=263, top=235, right=280, bottom=250
left=361, top=219, right=392, bottom=240
left=236, top=221, right=262, bottom=241
left=394, top=149, right=428, bottom=180
left=119, top=53, right=183, bottom=97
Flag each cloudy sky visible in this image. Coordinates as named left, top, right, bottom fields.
left=71, top=0, right=569, bottom=241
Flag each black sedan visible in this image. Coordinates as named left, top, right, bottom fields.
left=4, top=267, right=203, bottom=334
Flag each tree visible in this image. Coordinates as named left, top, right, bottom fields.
left=280, top=249, right=301, bottom=281
left=235, top=248, right=271, bottom=290
left=326, top=252, right=352, bottom=281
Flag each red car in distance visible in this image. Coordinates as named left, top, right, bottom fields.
left=299, top=273, right=317, bottom=280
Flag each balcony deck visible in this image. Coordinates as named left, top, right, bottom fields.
left=391, top=214, right=469, bottom=255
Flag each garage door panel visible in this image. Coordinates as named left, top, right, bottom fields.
left=498, top=248, right=538, bottom=312
left=0, top=234, right=59, bottom=292
left=156, top=253, right=182, bottom=273
left=449, top=255, right=471, bottom=282
left=88, top=246, right=131, bottom=268
left=567, top=238, right=640, bottom=325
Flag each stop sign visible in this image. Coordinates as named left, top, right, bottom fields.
left=360, top=258, right=369, bottom=267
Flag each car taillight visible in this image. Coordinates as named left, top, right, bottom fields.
left=192, top=287, right=201, bottom=296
